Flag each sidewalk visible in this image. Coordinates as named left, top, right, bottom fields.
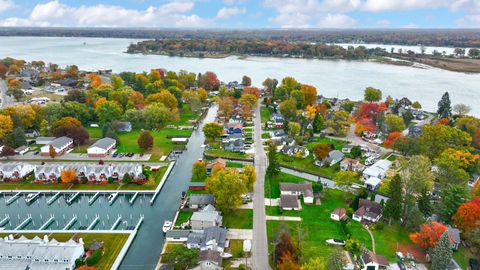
left=266, top=216, right=302, bottom=221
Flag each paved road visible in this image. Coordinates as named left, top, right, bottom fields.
left=0, top=79, right=13, bottom=108
left=251, top=104, right=271, bottom=270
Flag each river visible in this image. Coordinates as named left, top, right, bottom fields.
left=0, top=36, right=479, bottom=115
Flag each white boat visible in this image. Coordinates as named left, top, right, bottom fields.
left=221, top=252, right=233, bottom=259
left=325, top=239, right=345, bottom=246
left=162, top=220, right=173, bottom=233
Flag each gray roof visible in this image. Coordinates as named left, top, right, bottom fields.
left=199, top=250, right=223, bottom=265
left=280, top=195, right=299, bottom=208
left=280, top=182, right=313, bottom=194
left=187, top=233, right=204, bottom=245
left=166, top=230, right=190, bottom=239
left=188, top=194, right=215, bottom=206
left=90, top=137, right=116, bottom=150
left=49, top=136, right=73, bottom=148
left=328, top=150, right=345, bottom=160
left=203, top=227, right=227, bottom=249
left=447, top=226, right=461, bottom=244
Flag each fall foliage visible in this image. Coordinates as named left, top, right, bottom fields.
left=409, top=221, right=447, bottom=249
left=384, top=132, right=403, bottom=149
left=61, top=169, right=77, bottom=184
left=453, top=197, right=480, bottom=232
left=313, top=143, right=332, bottom=160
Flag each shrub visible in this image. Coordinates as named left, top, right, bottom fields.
left=75, top=258, right=85, bottom=267
left=108, top=177, right=113, bottom=184
left=86, top=250, right=102, bottom=266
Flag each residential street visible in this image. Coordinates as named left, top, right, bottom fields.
left=0, top=79, right=13, bottom=109
left=251, top=104, right=272, bottom=270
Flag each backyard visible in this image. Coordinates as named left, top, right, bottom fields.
left=264, top=172, right=312, bottom=199
left=223, top=209, right=253, bottom=229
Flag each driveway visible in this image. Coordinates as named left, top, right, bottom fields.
left=0, top=79, right=14, bottom=108
left=227, top=229, right=253, bottom=240
left=251, top=104, right=272, bottom=270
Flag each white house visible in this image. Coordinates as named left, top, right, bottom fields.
left=353, top=199, right=383, bottom=223
left=87, top=137, right=116, bottom=157
left=165, top=230, right=190, bottom=242
left=361, top=249, right=389, bottom=270
left=363, top=159, right=392, bottom=180
left=40, top=136, right=73, bottom=156
left=330, top=208, right=347, bottom=221
left=15, top=146, right=30, bottom=155
left=364, top=177, right=382, bottom=190
left=0, top=234, right=84, bottom=270
left=187, top=227, right=228, bottom=253
left=191, top=205, right=223, bottom=232
left=280, top=194, right=301, bottom=211
left=0, top=163, right=34, bottom=182
left=192, top=250, right=223, bottom=270
left=280, top=182, right=314, bottom=204
left=340, top=158, right=365, bottom=172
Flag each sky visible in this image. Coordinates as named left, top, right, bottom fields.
left=0, top=0, right=479, bottom=28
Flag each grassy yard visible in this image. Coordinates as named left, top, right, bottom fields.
left=223, top=209, right=253, bottom=229
left=226, top=161, right=244, bottom=168
left=278, top=154, right=339, bottom=178
left=261, top=106, right=271, bottom=123
left=266, top=189, right=372, bottom=265
left=265, top=172, right=311, bottom=199
left=86, top=127, right=103, bottom=138
left=174, top=210, right=194, bottom=226
left=0, top=166, right=168, bottom=191
left=228, top=239, right=245, bottom=258
left=372, top=224, right=413, bottom=262
left=262, top=132, right=271, bottom=139
left=0, top=232, right=129, bottom=269
left=453, top=246, right=475, bottom=270
left=172, top=104, right=198, bottom=126
left=204, top=149, right=251, bottom=160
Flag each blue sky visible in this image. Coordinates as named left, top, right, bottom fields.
left=0, top=0, right=478, bottom=28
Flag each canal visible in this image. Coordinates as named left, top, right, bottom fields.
left=0, top=105, right=218, bottom=270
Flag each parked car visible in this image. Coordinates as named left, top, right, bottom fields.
left=325, top=239, right=345, bottom=246
left=33, top=151, right=39, bottom=155
left=397, top=262, right=406, bottom=270
left=112, top=153, right=118, bottom=158
left=470, top=259, right=479, bottom=270
left=139, top=153, right=144, bottom=157
left=118, top=153, right=124, bottom=158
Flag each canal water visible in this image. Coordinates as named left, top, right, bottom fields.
left=0, top=105, right=218, bottom=270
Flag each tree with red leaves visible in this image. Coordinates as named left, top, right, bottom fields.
left=274, top=231, right=298, bottom=265
left=198, top=71, right=220, bottom=91
left=277, top=251, right=301, bottom=270
left=384, top=132, right=403, bottom=149
left=355, top=102, right=387, bottom=120
left=54, top=125, right=90, bottom=146
left=409, top=221, right=447, bottom=249
left=453, top=197, right=480, bottom=232
left=242, top=86, right=261, bottom=98
left=355, top=117, right=376, bottom=135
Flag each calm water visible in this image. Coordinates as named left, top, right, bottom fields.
left=0, top=36, right=479, bottom=115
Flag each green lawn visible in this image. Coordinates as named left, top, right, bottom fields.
left=0, top=233, right=129, bottom=269
left=265, top=172, right=310, bottom=199
left=372, top=223, right=413, bottom=261
left=228, top=239, right=245, bottom=258
left=223, top=209, right=253, bottom=229
left=175, top=210, right=194, bottom=226
left=172, top=104, right=198, bottom=126
left=453, top=246, right=475, bottom=270
left=306, top=137, right=347, bottom=151
left=204, top=149, right=251, bottom=160
left=226, top=161, right=244, bottom=168
left=0, top=166, right=168, bottom=191
left=261, top=107, right=271, bottom=123
left=86, top=127, right=103, bottom=138
left=262, top=133, right=271, bottom=139
left=278, top=154, right=339, bottom=178
left=266, top=189, right=372, bottom=265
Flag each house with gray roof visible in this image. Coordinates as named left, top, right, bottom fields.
left=188, top=194, right=215, bottom=209
left=280, top=194, right=301, bottom=210
left=191, top=205, right=223, bottom=232
left=165, top=230, right=190, bottom=242
left=87, top=137, right=116, bottom=157
left=192, top=250, right=223, bottom=270
left=447, top=226, right=461, bottom=251
left=316, top=150, right=345, bottom=166
left=222, top=138, right=245, bottom=153
left=353, top=199, right=383, bottom=223
left=280, top=182, right=314, bottom=204
left=40, top=136, right=73, bottom=156
left=186, top=227, right=228, bottom=253
left=0, top=163, right=34, bottom=182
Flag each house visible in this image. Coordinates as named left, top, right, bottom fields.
left=15, top=145, right=29, bottom=155
left=280, top=194, right=301, bottom=211
left=281, top=145, right=309, bottom=158
left=280, top=182, right=314, bottom=204
left=33, top=163, right=145, bottom=183
left=340, top=158, right=365, bottom=172
left=341, top=144, right=355, bottom=154
left=40, top=136, right=73, bottom=156
left=165, top=230, right=190, bottom=242
left=25, top=130, right=40, bottom=138
left=408, top=125, right=423, bottom=137
left=316, top=150, right=344, bottom=166
left=0, top=163, right=34, bottom=182
left=225, top=123, right=243, bottom=135
left=228, top=114, right=244, bottom=124
left=223, top=138, right=244, bottom=153
left=187, top=227, right=228, bottom=253
left=35, top=137, right=56, bottom=145
left=0, top=234, right=84, bottom=270
left=364, top=177, right=382, bottom=190
left=192, top=250, right=223, bottom=270
left=87, top=137, right=116, bottom=157
left=191, top=204, right=223, bottom=231
left=188, top=194, right=215, bottom=209
left=361, top=249, right=389, bottom=270
left=269, top=129, right=286, bottom=139
left=353, top=199, right=383, bottom=223
left=363, top=160, right=392, bottom=180
left=206, top=158, right=227, bottom=175
left=269, top=113, right=285, bottom=128
left=331, top=208, right=347, bottom=221
left=116, top=122, right=132, bottom=132
left=447, top=226, right=461, bottom=251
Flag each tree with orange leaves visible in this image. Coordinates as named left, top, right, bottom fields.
left=409, top=221, right=447, bottom=249
left=384, top=132, right=403, bottom=149
left=305, top=105, right=317, bottom=120
left=61, top=169, right=77, bottom=184
left=301, top=84, right=317, bottom=106
left=438, top=117, right=450, bottom=125
left=277, top=251, right=301, bottom=270
left=94, top=97, right=107, bottom=108
left=77, top=266, right=96, bottom=270
left=472, top=181, right=480, bottom=197
left=87, top=73, right=102, bottom=88
left=453, top=197, right=480, bottom=232
left=243, top=86, right=261, bottom=98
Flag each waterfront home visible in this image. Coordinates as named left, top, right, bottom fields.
left=316, top=150, right=344, bottom=166
left=225, top=123, right=243, bottom=135
left=447, top=226, right=461, bottom=251
left=192, top=250, right=223, bottom=270
left=353, top=199, right=383, bottom=223
left=222, top=138, right=245, bottom=153
left=228, top=113, right=244, bottom=124
left=361, top=249, right=389, bottom=270
left=330, top=208, right=347, bottom=221
left=87, top=137, right=116, bottom=157
left=0, top=163, right=34, bottom=182
left=33, top=163, right=145, bottom=183
left=0, top=234, right=84, bottom=270
left=15, top=145, right=30, bottom=155
left=116, top=122, right=132, bottom=132
left=35, top=136, right=55, bottom=145
left=362, top=159, right=392, bottom=180
left=206, top=158, right=226, bottom=175
left=40, top=136, right=73, bottom=156
left=188, top=194, right=215, bottom=209
left=340, top=158, right=365, bottom=172
left=165, top=230, right=190, bottom=242
left=191, top=204, right=223, bottom=231
left=280, top=182, right=314, bottom=204
left=187, top=227, right=228, bottom=253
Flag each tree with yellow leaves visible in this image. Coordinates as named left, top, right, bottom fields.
left=61, top=169, right=77, bottom=184
left=87, top=73, right=102, bottom=88
left=301, top=84, right=317, bottom=106
left=0, top=114, right=13, bottom=139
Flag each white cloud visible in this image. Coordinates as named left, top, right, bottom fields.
left=268, top=12, right=311, bottom=28
left=0, top=0, right=211, bottom=27
left=216, top=6, right=246, bottom=19
left=0, top=0, right=15, bottom=13
left=223, top=0, right=247, bottom=5
left=402, top=23, right=418, bottom=28
left=377, top=19, right=391, bottom=27
left=317, top=13, right=356, bottom=28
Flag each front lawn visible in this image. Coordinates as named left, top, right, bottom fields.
left=223, top=209, right=253, bottom=229
left=278, top=154, right=339, bottom=178
left=204, top=149, right=251, bottom=160
left=226, top=161, right=244, bottom=168
left=261, top=107, right=271, bottom=123
left=0, top=233, right=129, bottom=270
left=372, top=223, right=413, bottom=262
left=266, top=189, right=372, bottom=265
left=175, top=210, right=194, bottom=227
left=265, top=172, right=311, bottom=199
left=171, top=104, right=198, bottom=126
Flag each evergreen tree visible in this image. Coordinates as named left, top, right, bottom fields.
left=384, top=174, right=403, bottom=223
left=437, top=92, right=452, bottom=119
left=4, top=127, right=27, bottom=148
left=431, top=232, right=452, bottom=270
left=312, top=113, right=324, bottom=133
left=266, top=141, right=280, bottom=178
left=418, top=188, right=432, bottom=217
